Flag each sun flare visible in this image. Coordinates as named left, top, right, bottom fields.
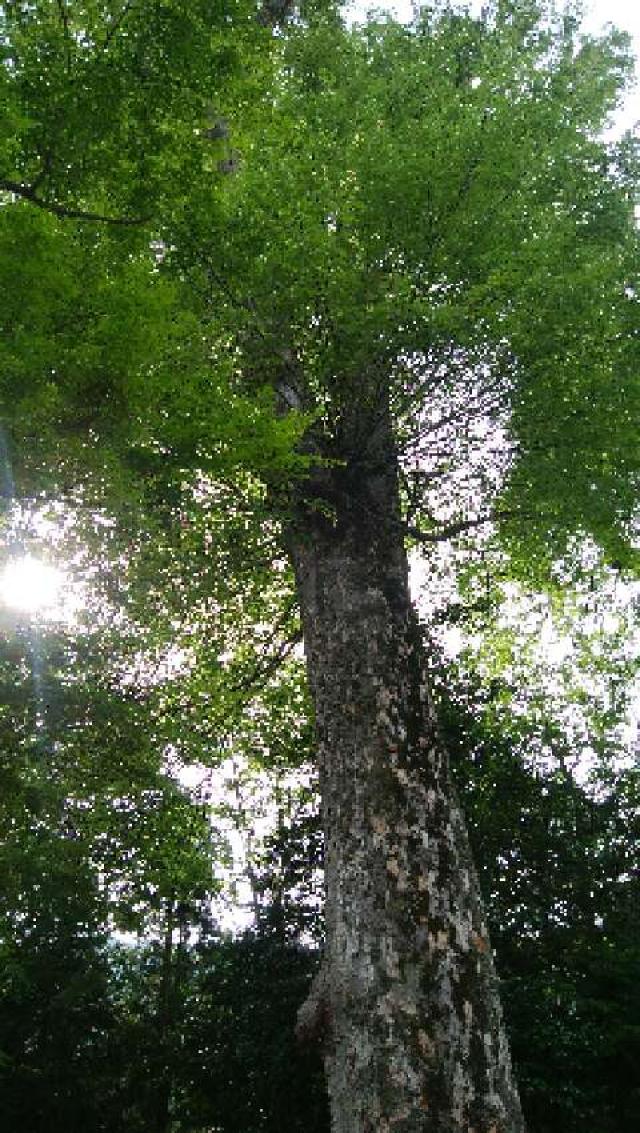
left=0, top=554, right=66, bottom=616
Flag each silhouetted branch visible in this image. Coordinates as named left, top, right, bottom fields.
left=0, top=178, right=150, bottom=226
left=104, top=1, right=135, bottom=49
left=55, top=0, right=71, bottom=60
left=405, top=508, right=527, bottom=544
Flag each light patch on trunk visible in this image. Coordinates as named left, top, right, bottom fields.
left=455, top=910, right=473, bottom=949
left=377, top=686, right=393, bottom=709
left=386, top=856, right=409, bottom=889
left=370, top=814, right=389, bottom=836
left=382, top=937, right=401, bottom=979
left=386, top=857, right=400, bottom=877
left=471, top=931, right=490, bottom=954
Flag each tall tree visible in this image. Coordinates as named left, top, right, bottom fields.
left=2, top=2, right=638, bottom=1130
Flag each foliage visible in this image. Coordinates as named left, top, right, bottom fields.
left=179, top=935, right=328, bottom=1132
left=0, top=0, right=266, bottom=223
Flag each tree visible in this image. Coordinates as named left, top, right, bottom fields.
left=0, top=616, right=223, bottom=1132
left=1, top=2, right=639, bottom=1130
left=181, top=934, right=329, bottom=1133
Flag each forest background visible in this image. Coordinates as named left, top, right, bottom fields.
left=0, top=1, right=639, bottom=1130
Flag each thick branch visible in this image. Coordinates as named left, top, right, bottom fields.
left=0, top=178, right=150, bottom=226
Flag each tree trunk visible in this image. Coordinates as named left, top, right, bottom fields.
left=152, top=898, right=176, bottom=1133
left=289, top=412, right=524, bottom=1133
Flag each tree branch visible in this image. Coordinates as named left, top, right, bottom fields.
left=230, top=626, right=303, bottom=697
left=55, top=0, right=71, bottom=63
left=405, top=508, right=527, bottom=544
left=104, top=1, right=135, bottom=49
left=0, top=178, right=150, bottom=226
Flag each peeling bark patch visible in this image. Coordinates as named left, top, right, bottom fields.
left=370, top=814, right=389, bottom=836
left=386, top=857, right=400, bottom=878
left=471, top=931, right=490, bottom=954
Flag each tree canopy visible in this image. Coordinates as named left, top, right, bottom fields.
left=2, top=1, right=638, bottom=569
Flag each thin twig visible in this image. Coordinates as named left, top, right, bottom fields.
left=405, top=508, right=528, bottom=544
left=230, top=627, right=303, bottom=697
left=55, top=0, right=71, bottom=69
left=104, top=1, right=135, bottom=49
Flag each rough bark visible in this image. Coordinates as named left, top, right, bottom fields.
left=289, top=411, right=525, bottom=1133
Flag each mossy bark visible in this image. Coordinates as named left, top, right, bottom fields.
left=289, top=415, right=524, bottom=1133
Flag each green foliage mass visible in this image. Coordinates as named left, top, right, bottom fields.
left=1, top=0, right=263, bottom=221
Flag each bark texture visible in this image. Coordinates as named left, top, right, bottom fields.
left=289, top=415, right=525, bottom=1133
